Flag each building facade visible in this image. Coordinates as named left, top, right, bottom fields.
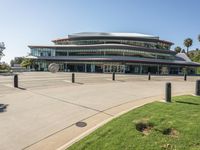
left=28, top=32, right=200, bottom=74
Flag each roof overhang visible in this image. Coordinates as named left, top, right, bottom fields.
left=35, top=56, right=200, bottom=67
left=51, top=32, right=174, bottom=45
left=25, top=55, right=38, bottom=59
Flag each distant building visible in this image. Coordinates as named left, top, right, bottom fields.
left=28, top=32, right=200, bottom=74
left=11, top=64, right=27, bottom=72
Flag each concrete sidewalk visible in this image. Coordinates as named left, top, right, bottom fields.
left=0, top=73, right=198, bottom=150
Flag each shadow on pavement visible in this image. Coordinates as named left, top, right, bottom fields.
left=75, top=82, right=84, bottom=85
left=17, top=87, right=27, bottom=90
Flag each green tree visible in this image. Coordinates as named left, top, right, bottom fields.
left=10, top=57, right=25, bottom=66
left=174, top=46, right=182, bottom=53
left=189, top=50, right=200, bottom=74
left=0, top=62, right=10, bottom=71
left=184, top=38, right=193, bottom=54
left=10, top=60, right=15, bottom=67
left=20, top=58, right=33, bottom=69
left=0, top=42, right=5, bottom=61
left=188, top=51, right=194, bottom=58
left=191, top=51, right=200, bottom=62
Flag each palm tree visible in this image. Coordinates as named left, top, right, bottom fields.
left=184, top=38, right=193, bottom=54
left=174, top=46, right=182, bottom=53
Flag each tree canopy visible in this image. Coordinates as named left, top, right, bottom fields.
left=174, top=46, right=182, bottom=53
left=10, top=57, right=25, bottom=67
left=0, top=42, right=5, bottom=61
left=20, top=58, right=33, bottom=68
left=184, top=38, right=193, bottom=54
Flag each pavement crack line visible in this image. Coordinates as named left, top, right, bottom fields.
left=20, top=89, right=116, bottom=150
left=26, top=90, right=114, bottom=117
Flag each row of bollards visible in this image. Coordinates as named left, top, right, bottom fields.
left=71, top=72, right=116, bottom=82
left=12, top=72, right=190, bottom=86
left=13, top=74, right=200, bottom=98
left=165, top=80, right=200, bottom=102
left=147, top=72, right=187, bottom=81
left=13, top=73, right=77, bottom=87
left=71, top=72, right=115, bottom=82
left=71, top=72, right=116, bottom=83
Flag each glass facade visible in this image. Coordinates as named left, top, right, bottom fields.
left=31, top=48, right=175, bottom=60
left=54, top=39, right=171, bottom=50
left=32, top=60, right=196, bottom=75
left=31, top=48, right=55, bottom=57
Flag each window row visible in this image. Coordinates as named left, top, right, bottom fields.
left=31, top=48, right=175, bottom=60
left=55, top=39, right=171, bottom=50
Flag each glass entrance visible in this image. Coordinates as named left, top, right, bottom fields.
left=104, top=65, right=125, bottom=73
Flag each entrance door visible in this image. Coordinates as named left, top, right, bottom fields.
left=147, top=66, right=158, bottom=74
left=104, top=65, right=125, bottom=73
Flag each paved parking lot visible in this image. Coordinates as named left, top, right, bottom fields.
left=0, top=72, right=199, bottom=150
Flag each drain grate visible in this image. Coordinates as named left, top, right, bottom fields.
left=75, top=121, right=87, bottom=127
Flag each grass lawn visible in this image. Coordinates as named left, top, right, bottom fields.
left=68, top=95, right=200, bottom=150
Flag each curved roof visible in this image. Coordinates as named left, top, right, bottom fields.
left=68, top=32, right=159, bottom=39
left=52, top=32, right=173, bottom=45
left=175, top=53, right=192, bottom=62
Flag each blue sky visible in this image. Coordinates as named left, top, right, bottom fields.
left=0, top=0, right=200, bottom=63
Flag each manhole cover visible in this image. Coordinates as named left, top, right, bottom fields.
left=76, top=121, right=87, bottom=127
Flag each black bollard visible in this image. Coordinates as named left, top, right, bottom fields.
left=112, top=72, right=115, bottom=81
left=148, top=72, right=151, bottom=80
left=165, top=82, right=171, bottom=102
left=195, top=80, right=200, bottom=96
left=184, top=73, right=187, bottom=81
left=72, top=73, right=75, bottom=83
left=14, top=74, right=18, bottom=88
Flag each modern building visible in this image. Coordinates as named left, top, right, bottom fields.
left=28, top=32, right=200, bottom=74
